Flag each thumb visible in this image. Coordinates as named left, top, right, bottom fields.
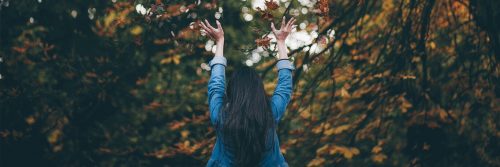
left=271, top=22, right=276, bottom=32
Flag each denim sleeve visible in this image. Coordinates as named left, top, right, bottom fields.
left=207, top=56, right=227, bottom=126
left=271, top=59, right=294, bottom=123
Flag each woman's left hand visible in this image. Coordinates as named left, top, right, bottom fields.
left=199, top=19, right=224, bottom=43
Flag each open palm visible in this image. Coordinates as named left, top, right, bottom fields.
left=199, top=19, right=224, bottom=42
left=271, top=17, right=296, bottom=41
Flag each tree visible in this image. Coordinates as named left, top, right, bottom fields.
left=1, top=0, right=498, bottom=166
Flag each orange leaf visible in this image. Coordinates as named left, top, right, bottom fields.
left=372, top=153, right=387, bottom=163
left=255, top=37, right=272, bottom=48
left=265, top=0, right=279, bottom=10
left=317, top=0, right=329, bottom=16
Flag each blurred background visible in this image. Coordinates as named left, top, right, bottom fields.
left=0, top=0, right=499, bottom=166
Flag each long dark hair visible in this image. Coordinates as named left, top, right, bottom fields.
left=216, top=66, right=275, bottom=167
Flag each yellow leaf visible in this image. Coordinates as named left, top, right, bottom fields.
left=371, top=146, right=382, bottom=153
left=336, top=84, right=351, bottom=98
left=343, top=151, right=354, bottom=159
left=412, top=56, right=421, bottom=63
left=25, top=116, right=35, bottom=125
left=436, top=106, right=449, bottom=121
left=316, top=145, right=329, bottom=154
left=287, top=139, right=298, bottom=144
left=383, top=0, right=394, bottom=10
left=48, top=129, right=61, bottom=144
left=300, top=110, right=311, bottom=119
left=155, top=84, right=162, bottom=93
left=130, top=25, right=143, bottom=35
left=400, top=74, right=416, bottom=80
left=307, top=157, right=325, bottom=167
left=160, top=58, right=169, bottom=64
left=329, top=145, right=360, bottom=159
left=429, top=41, right=436, bottom=49
left=346, top=37, right=356, bottom=45
left=399, top=95, right=412, bottom=113
left=372, top=153, right=387, bottom=163
left=323, top=125, right=350, bottom=136
left=172, top=55, right=180, bottom=64
left=351, top=147, right=360, bottom=155
left=104, top=12, right=116, bottom=27
left=312, top=125, right=323, bottom=134
left=160, top=55, right=181, bottom=65
left=181, top=130, right=190, bottom=138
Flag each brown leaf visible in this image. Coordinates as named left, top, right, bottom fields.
left=12, top=46, right=27, bottom=54
left=372, top=153, right=387, bottom=163
left=255, top=37, right=272, bottom=49
left=317, top=0, right=329, bottom=16
left=265, top=0, right=279, bottom=10
left=261, top=11, right=274, bottom=21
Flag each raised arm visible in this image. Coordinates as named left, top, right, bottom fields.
left=200, top=19, right=225, bottom=126
left=271, top=16, right=295, bottom=60
left=270, top=17, right=296, bottom=122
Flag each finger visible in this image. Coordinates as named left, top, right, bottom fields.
left=200, top=21, right=211, bottom=30
left=199, top=23, right=215, bottom=37
left=216, top=20, right=222, bottom=30
left=289, top=19, right=297, bottom=31
left=200, top=25, right=213, bottom=35
left=200, top=29, right=211, bottom=38
left=287, top=18, right=296, bottom=29
left=287, top=17, right=295, bottom=28
left=271, top=22, right=277, bottom=32
left=202, top=29, right=215, bottom=39
left=281, top=16, right=286, bottom=29
left=201, top=27, right=211, bottom=35
left=286, top=18, right=294, bottom=28
left=199, top=22, right=209, bottom=31
left=204, top=19, right=216, bottom=30
left=285, top=18, right=292, bottom=30
left=204, top=19, right=213, bottom=30
left=207, top=33, right=216, bottom=39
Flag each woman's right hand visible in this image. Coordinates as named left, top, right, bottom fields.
left=271, top=16, right=296, bottom=42
left=199, top=19, right=224, bottom=43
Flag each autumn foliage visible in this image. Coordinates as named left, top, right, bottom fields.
left=1, top=0, right=499, bottom=166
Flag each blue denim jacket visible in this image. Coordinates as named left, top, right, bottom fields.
left=206, top=56, right=294, bottom=167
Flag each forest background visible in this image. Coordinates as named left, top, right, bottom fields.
left=0, top=0, right=499, bottom=166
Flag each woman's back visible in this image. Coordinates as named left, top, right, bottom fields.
left=200, top=17, right=296, bottom=167
left=206, top=57, right=294, bottom=167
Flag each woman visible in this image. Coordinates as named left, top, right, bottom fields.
left=199, top=16, right=296, bottom=167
